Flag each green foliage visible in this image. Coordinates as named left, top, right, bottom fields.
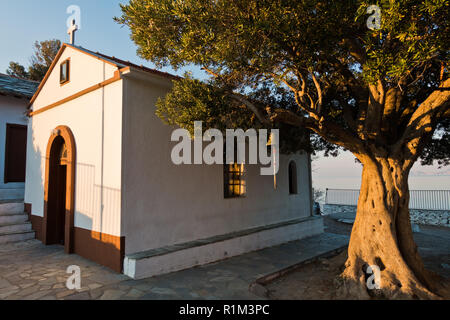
left=117, top=0, right=447, bottom=82
left=6, top=39, right=61, bottom=82
left=6, top=62, right=29, bottom=79
left=356, top=0, right=449, bottom=83
left=117, top=0, right=449, bottom=162
left=156, top=74, right=313, bottom=153
left=156, top=75, right=258, bottom=135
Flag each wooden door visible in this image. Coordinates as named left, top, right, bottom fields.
left=4, top=124, right=27, bottom=183
left=54, top=164, right=67, bottom=245
left=47, top=139, right=68, bottom=245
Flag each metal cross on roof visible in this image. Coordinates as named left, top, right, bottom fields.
left=67, top=19, right=78, bottom=45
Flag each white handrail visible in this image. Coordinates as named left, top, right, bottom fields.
left=325, top=189, right=450, bottom=210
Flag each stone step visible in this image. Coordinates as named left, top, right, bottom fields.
left=0, top=213, right=28, bottom=225
left=0, top=202, right=24, bottom=215
left=124, top=216, right=324, bottom=279
left=0, top=188, right=24, bottom=201
left=0, top=230, right=35, bottom=245
left=0, top=222, right=32, bottom=234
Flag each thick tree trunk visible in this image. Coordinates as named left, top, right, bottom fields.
left=340, top=158, right=449, bottom=299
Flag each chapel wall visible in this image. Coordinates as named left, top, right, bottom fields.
left=25, top=76, right=124, bottom=238
left=31, top=47, right=118, bottom=112
left=121, top=76, right=313, bottom=255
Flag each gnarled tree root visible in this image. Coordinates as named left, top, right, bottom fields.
left=335, top=254, right=449, bottom=300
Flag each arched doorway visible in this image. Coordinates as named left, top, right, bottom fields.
left=43, top=126, right=76, bottom=254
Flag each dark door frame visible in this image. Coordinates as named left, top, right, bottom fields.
left=43, top=125, right=76, bottom=254
left=4, top=123, right=28, bottom=183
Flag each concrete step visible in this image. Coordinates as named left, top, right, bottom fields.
left=0, top=188, right=24, bottom=201
left=124, top=216, right=324, bottom=279
left=0, top=202, right=24, bottom=215
left=0, top=213, right=28, bottom=225
left=0, top=222, right=32, bottom=234
left=0, top=230, right=35, bottom=245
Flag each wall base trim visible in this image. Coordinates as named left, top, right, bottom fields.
left=26, top=203, right=125, bottom=273
left=73, top=227, right=125, bottom=273
left=124, top=216, right=324, bottom=279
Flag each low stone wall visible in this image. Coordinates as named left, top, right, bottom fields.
left=409, top=209, right=450, bottom=227
left=323, top=204, right=357, bottom=215
left=323, top=204, right=450, bottom=228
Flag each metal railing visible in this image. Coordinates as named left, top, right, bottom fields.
left=325, top=189, right=450, bottom=211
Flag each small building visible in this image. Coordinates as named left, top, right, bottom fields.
left=25, top=43, right=323, bottom=279
left=0, top=74, right=38, bottom=201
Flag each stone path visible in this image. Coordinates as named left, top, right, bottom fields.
left=0, top=232, right=349, bottom=300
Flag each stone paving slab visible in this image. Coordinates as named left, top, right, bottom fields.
left=0, top=232, right=349, bottom=300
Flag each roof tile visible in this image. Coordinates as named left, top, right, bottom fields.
left=0, top=73, right=39, bottom=99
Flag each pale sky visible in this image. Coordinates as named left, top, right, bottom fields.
left=0, top=0, right=203, bottom=78
left=1, top=0, right=447, bottom=191
left=312, top=151, right=449, bottom=192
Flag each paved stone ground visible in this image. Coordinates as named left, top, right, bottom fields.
left=0, top=232, right=349, bottom=300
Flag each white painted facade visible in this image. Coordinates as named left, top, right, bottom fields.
left=25, top=44, right=322, bottom=278
left=0, top=95, right=29, bottom=200
left=25, top=47, right=123, bottom=237
left=121, top=73, right=316, bottom=254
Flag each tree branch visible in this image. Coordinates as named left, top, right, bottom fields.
left=271, top=71, right=320, bottom=121
left=229, top=93, right=271, bottom=125
left=202, top=66, right=220, bottom=78
left=394, top=78, right=450, bottom=167
left=310, top=71, right=323, bottom=114
left=342, top=38, right=367, bottom=64
left=404, top=78, right=450, bottom=132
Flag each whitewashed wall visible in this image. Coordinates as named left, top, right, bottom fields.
left=0, top=96, right=29, bottom=193
left=25, top=47, right=123, bottom=237
left=121, top=74, right=313, bottom=255
left=32, top=46, right=118, bottom=112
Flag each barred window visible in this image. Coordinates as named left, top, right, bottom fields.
left=224, top=163, right=246, bottom=198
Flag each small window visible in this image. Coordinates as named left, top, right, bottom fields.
left=60, top=59, right=70, bottom=84
left=224, top=163, right=246, bottom=198
left=224, top=143, right=246, bottom=198
left=289, top=161, right=298, bottom=194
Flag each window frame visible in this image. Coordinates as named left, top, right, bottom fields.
left=60, top=58, right=70, bottom=85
